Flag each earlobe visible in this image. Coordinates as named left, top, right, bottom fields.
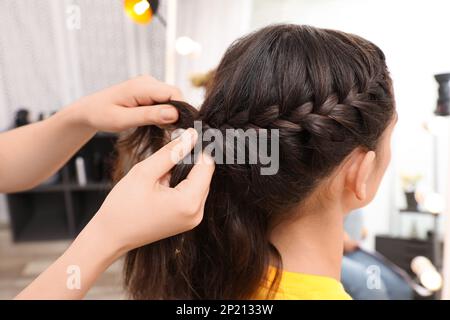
left=356, top=183, right=367, bottom=201
left=355, top=151, right=376, bottom=201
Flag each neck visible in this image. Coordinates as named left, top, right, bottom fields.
left=269, top=201, right=345, bottom=281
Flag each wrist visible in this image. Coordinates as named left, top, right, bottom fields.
left=92, top=210, right=131, bottom=258
left=58, top=99, right=98, bottom=135
left=75, top=213, right=127, bottom=264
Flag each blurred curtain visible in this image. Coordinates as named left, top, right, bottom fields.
left=0, top=0, right=168, bottom=223
left=0, top=0, right=167, bottom=129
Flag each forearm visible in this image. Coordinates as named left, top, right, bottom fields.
left=14, top=127, right=213, bottom=300
left=0, top=103, right=96, bottom=192
left=0, top=76, right=182, bottom=193
left=15, top=215, right=124, bottom=300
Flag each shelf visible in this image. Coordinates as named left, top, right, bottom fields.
left=95, top=132, right=118, bottom=138
left=17, top=182, right=112, bottom=193
left=71, top=190, right=107, bottom=232
left=15, top=210, right=71, bottom=242
left=399, top=209, right=439, bottom=216
left=14, top=184, right=66, bottom=193
left=8, top=192, right=70, bottom=242
left=66, top=182, right=112, bottom=191
left=6, top=134, right=118, bottom=242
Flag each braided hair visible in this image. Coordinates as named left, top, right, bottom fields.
left=114, top=24, right=395, bottom=299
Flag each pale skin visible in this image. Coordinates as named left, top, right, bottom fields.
left=0, top=76, right=215, bottom=299
left=270, top=116, right=397, bottom=281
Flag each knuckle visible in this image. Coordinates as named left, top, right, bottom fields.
left=122, top=78, right=137, bottom=92
left=137, top=74, right=155, bottom=84
left=171, top=86, right=182, bottom=97
left=189, top=212, right=204, bottom=229
left=126, top=75, right=152, bottom=91
left=185, top=200, right=201, bottom=216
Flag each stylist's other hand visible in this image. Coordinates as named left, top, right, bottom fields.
left=91, top=128, right=214, bottom=254
left=71, top=75, right=181, bottom=132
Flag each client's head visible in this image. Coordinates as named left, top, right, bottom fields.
left=115, top=24, right=396, bottom=299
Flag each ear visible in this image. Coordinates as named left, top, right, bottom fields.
left=354, top=151, right=376, bottom=201
left=345, top=150, right=376, bottom=202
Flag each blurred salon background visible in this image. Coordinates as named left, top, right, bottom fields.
left=0, top=0, right=450, bottom=300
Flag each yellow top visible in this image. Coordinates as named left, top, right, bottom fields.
left=254, top=267, right=352, bottom=300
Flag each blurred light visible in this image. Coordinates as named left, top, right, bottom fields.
left=175, top=36, right=202, bottom=56
left=133, top=0, right=150, bottom=15
left=422, top=192, right=445, bottom=214
left=124, top=0, right=160, bottom=25
left=423, top=116, right=449, bottom=136
left=411, top=256, right=442, bottom=291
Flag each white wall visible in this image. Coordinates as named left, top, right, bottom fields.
left=173, top=0, right=253, bottom=105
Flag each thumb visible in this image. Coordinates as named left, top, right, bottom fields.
left=141, top=128, right=198, bottom=179
left=115, top=104, right=179, bottom=129
left=175, top=152, right=215, bottom=203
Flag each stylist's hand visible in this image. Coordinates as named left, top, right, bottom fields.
left=90, top=128, right=214, bottom=254
left=71, top=75, right=181, bottom=132
left=15, top=128, right=213, bottom=300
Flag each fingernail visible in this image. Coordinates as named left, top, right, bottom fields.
left=159, top=106, right=178, bottom=121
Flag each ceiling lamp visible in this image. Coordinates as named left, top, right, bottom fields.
left=124, top=0, right=161, bottom=25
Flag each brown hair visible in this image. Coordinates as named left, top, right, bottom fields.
left=114, top=24, right=395, bottom=299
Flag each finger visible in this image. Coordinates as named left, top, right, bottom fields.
left=140, top=128, right=198, bottom=179
left=124, top=76, right=183, bottom=106
left=159, top=172, right=171, bottom=187
left=114, top=104, right=179, bottom=128
left=147, top=83, right=184, bottom=102
left=175, top=152, right=215, bottom=202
